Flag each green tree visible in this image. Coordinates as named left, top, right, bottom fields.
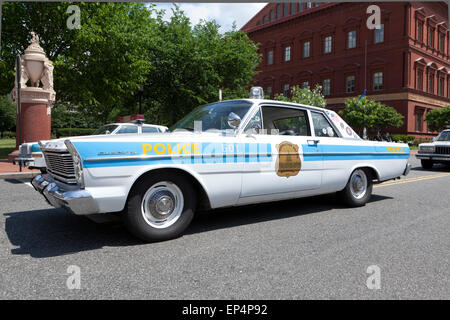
left=2, top=3, right=261, bottom=126
left=339, top=97, right=403, bottom=136
left=1, top=2, right=156, bottom=122
left=274, top=85, right=326, bottom=108
left=0, top=95, right=16, bottom=134
left=142, top=7, right=261, bottom=126
left=425, top=106, right=450, bottom=132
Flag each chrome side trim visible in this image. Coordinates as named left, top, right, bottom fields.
left=84, top=153, right=273, bottom=162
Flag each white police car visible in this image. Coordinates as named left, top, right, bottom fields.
left=416, top=127, right=450, bottom=169
left=32, top=88, right=410, bottom=242
left=14, top=122, right=168, bottom=171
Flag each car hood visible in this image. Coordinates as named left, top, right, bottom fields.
left=40, top=131, right=230, bottom=150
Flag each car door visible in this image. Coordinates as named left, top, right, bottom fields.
left=239, top=104, right=323, bottom=199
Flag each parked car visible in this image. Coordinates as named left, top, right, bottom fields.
left=13, top=122, right=168, bottom=171
left=31, top=88, right=411, bottom=242
left=416, top=127, right=450, bottom=169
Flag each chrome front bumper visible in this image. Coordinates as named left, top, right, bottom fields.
left=31, top=174, right=99, bottom=215
left=13, top=157, right=35, bottom=167
left=403, top=163, right=411, bottom=176
left=416, top=153, right=450, bottom=161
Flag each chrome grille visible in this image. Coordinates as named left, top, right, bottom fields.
left=43, top=150, right=77, bottom=184
left=435, top=146, right=450, bottom=155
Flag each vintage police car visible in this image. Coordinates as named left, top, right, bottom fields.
left=32, top=88, right=411, bottom=242
left=14, top=122, right=168, bottom=171
left=416, top=128, right=450, bottom=169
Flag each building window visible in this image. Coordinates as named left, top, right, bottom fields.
left=324, top=36, right=332, bottom=54
left=417, top=21, right=423, bottom=42
left=270, top=10, right=274, bottom=22
left=416, top=69, right=423, bottom=90
left=439, top=33, right=445, bottom=53
left=283, top=84, right=290, bottom=97
left=307, top=2, right=312, bottom=9
left=276, top=4, right=281, bottom=19
left=298, top=3, right=304, bottom=12
left=348, top=30, right=357, bottom=49
left=284, top=3, right=289, bottom=17
left=291, top=2, right=297, bottom=14
left=302, top=81, right=309, bottom=89
left=374, top=24, right=384, bottom=44
left=428, top=74, right=434, bottom=93
left=439, top=78, right=445, bottom=96
left=373, top=72, right=383, bottom=91
left=415, top=109, right=423, bottom=132
left=266, top=86, right=272, bottom=98
left=256, top=20, right=261, bottom=26
left=303, top=41, right=311, bottom=58
left=323, top=79, right=331, bottom=96
left=428, top=27, right=434, bottom=48
left=267, top=50, right=273, bottom=65
left=263, top=16, right=268, bottom=24
left=284, top=46, right=291, bottom=62
left=346, top=75, right=355, bottom=93
left=315, top=3, right=320, bottom=7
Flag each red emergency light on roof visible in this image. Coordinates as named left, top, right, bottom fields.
left=117, top=114, right=145, bottom=123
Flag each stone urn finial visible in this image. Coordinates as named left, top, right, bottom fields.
left=17, top=31, right=54, bottom=92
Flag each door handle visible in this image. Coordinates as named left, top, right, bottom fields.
left=307, top=139, right=320, bottom=145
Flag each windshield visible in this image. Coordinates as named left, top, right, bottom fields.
left=92, top=124, right=118, bottom=135
left=170, top=100, right=253, bottom=132
left=436, top=131, right=450, bottom=141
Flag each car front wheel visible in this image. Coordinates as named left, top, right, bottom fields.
left=123, top=173, right=196, bottom=242
left=421, top=159, right=434, bottom=169
left=338, top=168, right=373, bottom=207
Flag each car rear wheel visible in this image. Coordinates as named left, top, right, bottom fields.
left=338, top=168, right=373, bottom=207
left=421, top=160, right=434, bottom=169
left=123, top=172, right=196, bottom=242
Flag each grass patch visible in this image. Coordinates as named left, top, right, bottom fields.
left=0, top=139, right=16, bottom=159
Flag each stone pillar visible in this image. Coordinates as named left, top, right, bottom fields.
left=8, top=32, right=55, bottom=162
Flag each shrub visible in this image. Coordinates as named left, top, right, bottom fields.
left=391, top=134, right=415, bottom=143
left=1, top=131, right=16, bottom=139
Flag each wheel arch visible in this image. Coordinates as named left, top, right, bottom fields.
left=127, top=167, right=212, bottom=211
left=349, top=164, right=381, bottom=182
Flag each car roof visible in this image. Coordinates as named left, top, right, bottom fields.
left=228, top=98, right=328, bottom=113
left=104, top=123, right=164, bottom=127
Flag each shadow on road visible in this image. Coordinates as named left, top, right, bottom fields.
left=411, top=163, right=450, bottom=172
left=4, top=208, right=140, bottom=258
left=3, top=193, right=393, bottom=258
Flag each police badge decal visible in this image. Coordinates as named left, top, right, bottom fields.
left=276, top=141, right=301, bottom=178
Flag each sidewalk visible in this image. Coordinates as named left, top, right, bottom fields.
left=0, top=159, right=40, bottom=179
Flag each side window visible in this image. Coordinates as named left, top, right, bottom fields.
left=142, top=126, right=159, bottom=133
left=260, top=106, right=310, bottom=136
left=311, top=112, right=338, bottom=137
left=244, top=108, right=262, bottom=134
left=116, top=125, right=138, bottom=134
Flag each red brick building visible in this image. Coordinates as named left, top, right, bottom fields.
left=241, top=2, right=449, bottom=138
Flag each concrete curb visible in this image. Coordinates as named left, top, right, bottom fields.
left=0, top=172, right=39, bottom=180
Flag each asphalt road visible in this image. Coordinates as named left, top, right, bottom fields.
left=0, top=157, right=449, bottom=299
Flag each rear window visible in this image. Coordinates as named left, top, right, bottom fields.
left=116, top=125, right=138, bottom=134
left=142, top=126, right=159, bottom=133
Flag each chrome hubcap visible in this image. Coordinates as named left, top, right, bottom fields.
left=350, top=169, right=368, bottom=199
left=141, top=181, right=184, bottom=229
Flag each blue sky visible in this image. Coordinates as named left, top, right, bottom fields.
left=149, top=3, right=267, bottom=33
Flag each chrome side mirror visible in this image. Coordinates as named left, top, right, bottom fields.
left=227, top=112, right=241, bottom=129
left=105, top=130, right=111, bottom=135
left=432, top=137, right=436, bottom=141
